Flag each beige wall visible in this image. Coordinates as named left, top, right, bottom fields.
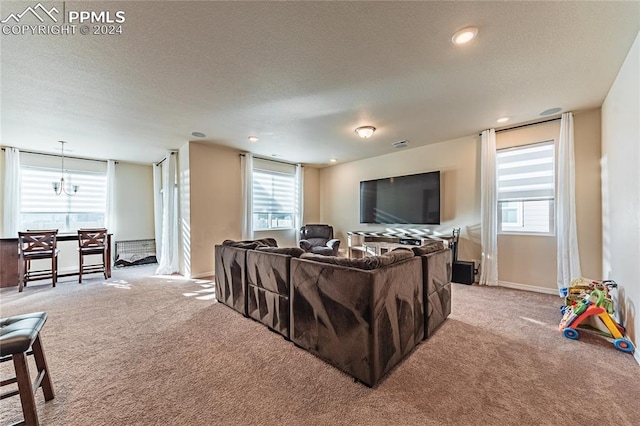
left=573, top=109, right=603, bottom=281
left=319, top=135, right=482, bottom=262
left=319, top=112, right=603, bottom=291
left=0, top=151, right=5, bottom=237
left=178, top=143, right=191, bottom=277
left=304, top=166, right=321, bottom=224
left=496, top=110, right=602, bottom=290
left=188, top=142, right=243, bottom=277
left=113, top=162, right=155, bottom=243
left=186, top=146, right=322, bottom=275
left=496, top=120, right=560, bottom=289
left=601, top=31, right=639, bottom=350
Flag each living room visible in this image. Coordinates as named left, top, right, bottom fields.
left=1, top=1, right=639, bottom=424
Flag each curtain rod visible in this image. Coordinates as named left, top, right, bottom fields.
left=479, top=116, right=561, bottom=136
left=240, top=153, right=303, bottom=167
left=1, top=147, right=109, bottom=163
left=154, top=151, right=176, bottom=166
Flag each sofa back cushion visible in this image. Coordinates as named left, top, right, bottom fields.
left=256, top=246, right=304, bottom=257
left=411, top=241, right=445, bottom=256
left=222, top=238, right=278, bottom=250
left=300, top=224, right=333, bottom=240
left=300, top=247, right=414, bottom=270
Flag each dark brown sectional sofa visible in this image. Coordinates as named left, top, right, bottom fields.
left=214, top=238, right=452, bottom=387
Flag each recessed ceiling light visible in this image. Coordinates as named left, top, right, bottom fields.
left=451, top=26, right=478, bottom=45
left=191, top=131, right=206, bottom=138
left=355, top=126, right=376, bottom=139
left=329, top=158, right=337, bottom=163
left=248, top=136, right=259, bottom=143
left=497, top=117, right=509, bottom=123
left=540, top=107, right=562, bottom=116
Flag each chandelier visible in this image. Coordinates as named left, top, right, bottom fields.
left=52, top=141, right=79, bottom=196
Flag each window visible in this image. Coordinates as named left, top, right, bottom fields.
left=252, top=168, right=296, bottom=231
left=20, top=166, right=107, bottom=233
left=497, top=141, right=555, bottom=234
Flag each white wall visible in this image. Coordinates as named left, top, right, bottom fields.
left=601, top=31, right=640, bottom=351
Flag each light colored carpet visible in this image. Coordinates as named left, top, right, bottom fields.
left=1, top=266, right=638, bottom=425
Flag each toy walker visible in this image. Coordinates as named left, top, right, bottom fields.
left=559, top=284, right=634, bottom=354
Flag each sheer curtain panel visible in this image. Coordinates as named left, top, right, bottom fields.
left=557, top=112, right=581, bottom=292
left=155, top=152, right=179, bottom=275
left=295, top=164, right=304, bottom=244
left=153, top=162, right=163, bottom=260
left=2, top=147, right=20, bottom=237
left=104, top=160, right=116, bottom=235
left=480, top=129, right=498, bottom=286
left=241, top=153, right=254, bottom=240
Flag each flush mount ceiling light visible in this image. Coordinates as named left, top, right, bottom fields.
left=451, top=26, right=478, bottom=45
left=248, top=136, right=259, bottom=143
left=497, top=117, right=509, bottom=123
left=52, top=141, right=79, bottom=196
left=191, top=131, right=206, bottom=138
left=329, top=158, right=337, bottom=163
left=355, top=126, right=376, bottom=139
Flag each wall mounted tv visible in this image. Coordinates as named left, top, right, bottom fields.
left=360, top=171, right=440, bottom=225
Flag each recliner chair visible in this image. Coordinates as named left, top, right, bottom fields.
left=299, top=224, right=340, bottom=256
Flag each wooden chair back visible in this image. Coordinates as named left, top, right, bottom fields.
left=18, top=230, right=58, bottom=256
left=78, top=228, right=108, bottom=250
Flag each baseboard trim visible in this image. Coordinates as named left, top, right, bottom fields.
left=190, top=271, right=214, bottom=279
left=498, top=280, right=559, bottom=296
left=633, top=343, right=640, bottom=366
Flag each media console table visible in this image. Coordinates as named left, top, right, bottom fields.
left=0, top=234, right=112, bottom=288
left=347, top=231, right=452, bottom=258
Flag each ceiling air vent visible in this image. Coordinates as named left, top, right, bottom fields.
left=392, top=140, right=409, bottom=149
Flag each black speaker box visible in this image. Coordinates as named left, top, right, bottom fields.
left=452, top=261, right=475, bottom=285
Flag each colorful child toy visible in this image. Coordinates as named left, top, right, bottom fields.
left=559, top=283, right=634, bottom=354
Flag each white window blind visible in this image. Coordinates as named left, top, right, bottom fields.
left=497, top=141, right=555, bottom=234
left=252, top=168, right=295, bottom=231
left=497, top=141, right=555, bottom=202
left=20, top=166, right=107, bottom=232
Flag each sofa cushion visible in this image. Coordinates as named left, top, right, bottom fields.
left=222, top=238, right=278, bottom=249
left=256, top=246, right=304, bottom=258
left=300, top=248, right=414, bottom=270
left=411, top=242, right=445, bottom=256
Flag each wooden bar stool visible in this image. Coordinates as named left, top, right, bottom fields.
left=78, top=228, right=108, bottom=283
left=17, top=230, right=59, bottom=293
left=0, top=312, right=55, bottom=426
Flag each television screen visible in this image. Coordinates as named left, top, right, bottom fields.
left=360, top=171, right=440, bottom=224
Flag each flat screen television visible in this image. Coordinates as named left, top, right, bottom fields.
left=360, top=171, right=440, bottom=225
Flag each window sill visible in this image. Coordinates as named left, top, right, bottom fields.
left=499, top=232, right=555, bottom=237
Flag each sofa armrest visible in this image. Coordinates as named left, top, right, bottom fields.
left=326, top=239, right=340, bottom=250
left=299, top=239, right=313, bottom=252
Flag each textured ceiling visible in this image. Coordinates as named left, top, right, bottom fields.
left=1, top=1, right=639, bottom=165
